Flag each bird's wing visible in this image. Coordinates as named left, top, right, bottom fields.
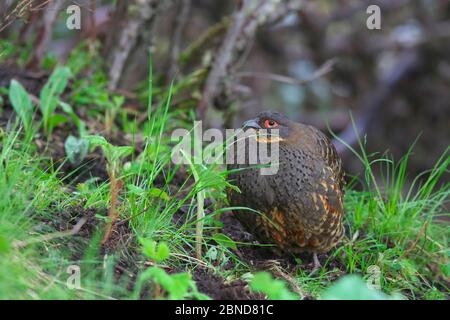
left=312, top=127, right=345, bottom=191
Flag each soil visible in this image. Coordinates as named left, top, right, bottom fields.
left=193, top=268, right=264, bottom=300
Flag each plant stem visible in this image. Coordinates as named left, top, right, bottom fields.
left=102, top=170, right=123, bottom=244
left=195, top=188, right=205, bottom=260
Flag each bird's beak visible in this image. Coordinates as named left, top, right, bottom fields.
left=242, top=119, right=261, bottom=130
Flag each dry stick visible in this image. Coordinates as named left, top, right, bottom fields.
left=167, top=0, right=191, bottom=80
left=400, top=220, right=429, bottom=260
left=107, top=0, right=167, bottom=90
left=114, top=198, right=156, bottom=227
left=197, top=0, right=302, bottom=119
left=13, top=217, right=88, bottom=249
left=197, top=0, right=251, bottom=118
left=179, top=18, right=230, bottom=66
left=266, top=261, right=307, bottom=299
left=195, top=187, right=205, bottom=260
left=170, top=252, right=211, bottom=270
left=30, top=0, right=52, bottom=11
left=27, top=0, right=66, bottom=69
left=0, top=0, right=35, bottom=32
left=88, top=0, right=97, bottom=55
left=236, top=58, right=336, bottom=86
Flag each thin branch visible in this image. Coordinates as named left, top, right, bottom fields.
left=167, top=0, right=191, bottom=80
left=13, top=217, right=88, bottom=249
left=197, top=0, right=252, bottom=118
left=27, top=0, right=66, bottom=69
left=0, top=0, right=35, bottom=33
left=197, top=0, right=303, bottom=119
left=107, top=0, right=161, bottom=90
left=236, top=58, right=335, bottom=85
left=400, top=220, right=429, bottom=259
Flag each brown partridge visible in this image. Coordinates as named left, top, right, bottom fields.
left=227, top=111, right=345, bottom=267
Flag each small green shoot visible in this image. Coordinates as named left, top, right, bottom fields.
left=320, top=275, right=405, bottom=300
left=86, top=135, right=132, bottom=243
left=250, top=272, right=299, bottom=300
left=141, top=239, right=171, bottom=263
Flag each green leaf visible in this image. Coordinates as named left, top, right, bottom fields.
left=250, top=272, right=298, bottom=300
left=40, top=66, right=71, bottom=134
left=84, top=135, right=132, bottom=175
left=141, top=239, right=170, bottom=262
left=9, top=79, right=33, bottom=130
left=85, top=135, right=110, bottom=148
left=110, top=146, right=132, bottom=162
left=48, top=114, right=70, bottom=128
left=142, top=267, right=194, bottom=300
left=148, top=187, right=169, bottom=201
left=127, top=184, right=145, bottom=195
left=320, top=275, right=404, bottom=300
left=155, top=242, right=170, bottom=262
left=441, top=263, right=450, bottom=277
left=65, top=135, right=89, bottom=165
left=212, top=233, right=237, bottom=250
left=0, top=234, right=11, bottom=254
left=141, top=238, right=156, bottom=259
left=59, top=100, right=86, bottom=136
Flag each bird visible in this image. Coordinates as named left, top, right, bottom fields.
left=227, top=111, right=345, bottom=269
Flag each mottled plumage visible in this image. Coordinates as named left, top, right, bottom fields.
left=227, top=111, right=345, bottom=259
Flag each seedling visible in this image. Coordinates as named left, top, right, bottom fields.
left=86, top=135, right=132, bottom=243
left=249, top=272, right=298, bottom=300
left=135, top=239, right=210, bottom=300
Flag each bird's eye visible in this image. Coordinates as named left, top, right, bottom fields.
left=264, top=119, right=278, bottom=128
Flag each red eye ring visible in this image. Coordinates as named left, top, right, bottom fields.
left=264, top=119, right=278, bottom=128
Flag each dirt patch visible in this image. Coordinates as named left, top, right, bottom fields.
left=192, top=267, right=264, bottom=300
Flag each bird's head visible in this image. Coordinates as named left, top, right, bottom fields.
left=242, top=111, right=292, bottom=143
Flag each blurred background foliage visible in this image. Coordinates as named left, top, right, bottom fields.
left=0, top=0, right=449, bottom=181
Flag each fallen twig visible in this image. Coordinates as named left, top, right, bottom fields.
left=13, top=216, right=88, bottom=249
left=400, top=220, right=429, bottom=260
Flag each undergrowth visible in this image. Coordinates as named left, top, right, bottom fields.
left=0, top=43, right=448, bottom=300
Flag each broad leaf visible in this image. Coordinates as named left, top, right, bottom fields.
left=9, top=80, right=33, bottom=130
left=212, top=233, right=237, bottom=250
left=40, top=66, right=71, bottom=134
left=65, top=135, right=89, bottom=165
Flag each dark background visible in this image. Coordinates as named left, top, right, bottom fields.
left=1, top=0, right=449, bottom=180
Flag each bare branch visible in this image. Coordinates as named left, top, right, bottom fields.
left=167, top=0, right=191, bottom=80
left=236, top=58, right=335, bottom=85
left=197, top=0, right=303, bottom=119
left=27, top=0, right=66, bottom=70
left=107, top=0, right=172, bottom=90
left=13, top=217, right=88, bottom=249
